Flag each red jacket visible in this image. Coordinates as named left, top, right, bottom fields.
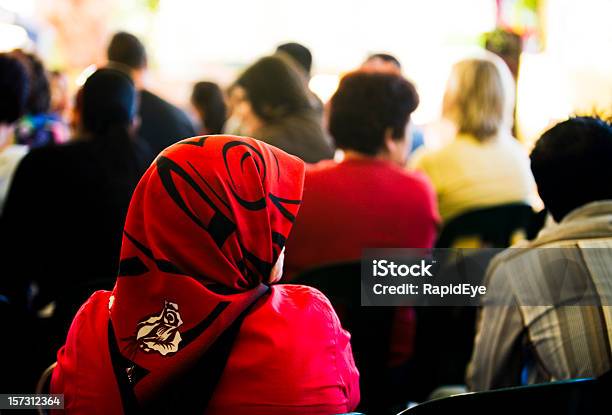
left=51, top=285, right=360, bottom=414
left=285, top=158, right=439, bottom=279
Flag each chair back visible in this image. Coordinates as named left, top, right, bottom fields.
left=35, top=362, right=57, bottom=415
left=398, top=375, right=610, bottom=415
left=436, top=203, right=534, bottom=248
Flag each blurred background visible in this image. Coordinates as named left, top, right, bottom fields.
left=1, top=0, right=611, bottom=146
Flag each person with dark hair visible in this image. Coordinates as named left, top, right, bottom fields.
left=275, top=42, right=325, bottom=117
left=276, top=42, right=313, bottom=76
left=286, top=72, right=437, bottom=276
left=286, top=70, right=437, bottom=271
left=232, top=54, right=332, bottom=163
left=12, top=51, right=69, bottom=148
left=285, top=73, right=438, bottom=409
left=467, top=116, right=612, bottom=391
left=1, top=69, right=150, bottom=371
left=51, top=135, right=359, bottom=414
left=361, top=53, right=402, bottom=75
left=107, top=31, right=195, bottom=155
left=190, top=81, right=227, bottom=135
left=530, top=117, right=612, bottom=222
left=0, top=53, right=29, bottom=214
left=0, top=53, right=32, bottom=393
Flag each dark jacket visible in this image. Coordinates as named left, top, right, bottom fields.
left=139, top=90, right=195, bottom=156
left=1, top=137, right=147, bottom=317
left=253, top=110, right=333, bottom=163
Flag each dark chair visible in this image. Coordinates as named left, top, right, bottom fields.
left=435, top=203, right=534, bottom=248
left=36, top=362, right=57, bottom=415
left=292, top=262, right=398, bottom=415
left=397, top=371, right=612, bottom=415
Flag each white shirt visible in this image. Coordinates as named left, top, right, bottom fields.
left=410, top=133, right=537, bottom=222
left=0, top=144, right=28, bottom=215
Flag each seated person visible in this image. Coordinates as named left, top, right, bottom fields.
left=0, top=53, right=33, bottom=394
left=12, top=51, right=69, bottom=148
left=2, top=69, right=150, bottom=346
left=276, top=42, right=324, bottom=115
left=51, top=135, right=360, bottom=414
left=467, top=116, right=612, bottom=390
left=231, top=54, right=333, bottom=163
left=285, top=71, right=439, bottom=278
left=107, top=32, right=195, bottom=155
left=284, top=73, right=438, bottom=396
left=411, top=54, right=536, bottom=222
left=190, top=81, right=227, bottom=135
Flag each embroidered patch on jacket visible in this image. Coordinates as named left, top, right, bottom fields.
left=135, top=300, right=183, bottom=355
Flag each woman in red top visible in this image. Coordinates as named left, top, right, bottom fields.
left=51, top=133, right=359, bottom=414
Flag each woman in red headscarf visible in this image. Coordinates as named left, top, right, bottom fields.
left=51, top=135, right=359, bottom=414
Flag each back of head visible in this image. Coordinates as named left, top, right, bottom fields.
left=191, top=81, right=227, bottom=134
left=363, top=53, right=402, bottom=74
left=12, top=51, right=50, bottom=115
left=107, top=31, right=147, bottom=70
left=329, top=71, right=419, bottom=155
left=443, top=54, right=514, bottom=141
left=276, top=42, right=313, bottom=75
left=530, top=116, right=612, bottom=222
left=234, top=55, right=311, bottom=122
left=81, top=68, right=136, bottom=136
left=0, top=53, right=29, bottom=124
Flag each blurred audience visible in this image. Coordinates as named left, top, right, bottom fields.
left=285, top=71, right=438, bottom=277
left=2, top=68, right=148, bottom=346
left=411, top=54, right=535, bottom=222
left=52, top=135, right=359, bottom=414
left=0, top=54, right=29, bottom=215
left=190, top=81, right=227, bottom=135
left=12, top=51, right=69, bottom=148
left=467, top=116, right=612, bottom=391
left=107, top=31, right=195, bottom=155
left=232, top=54, right=333, bottom=162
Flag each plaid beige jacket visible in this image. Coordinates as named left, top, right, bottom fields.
left=467, top=201, right=612, bottom=391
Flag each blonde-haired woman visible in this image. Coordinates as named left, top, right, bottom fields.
left=411, top=53, right=536, bottom=222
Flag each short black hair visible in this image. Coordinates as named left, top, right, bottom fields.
left=81, top=68, right=136, bottom=135
left=191, top=81, right=227, bottom=135
left=12, top=51, right=50, bottom=114
left=365, top=53, right=402, bottom=69
left=276, top=42, right=312, bottom=75
left=0, top=53, right=29, bottom=124
left=329, top=71, right=419, bottom=155
left=234, top=55, right=311, bottom=122
left=107, top=31, right=147, bottom=70
left=530, top=116, right=612, bottom=222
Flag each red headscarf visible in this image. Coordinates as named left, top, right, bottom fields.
left=108, top=135, right=305, bottom=405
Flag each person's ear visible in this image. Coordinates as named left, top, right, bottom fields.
left=383, top=127, right=408, bottom=167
